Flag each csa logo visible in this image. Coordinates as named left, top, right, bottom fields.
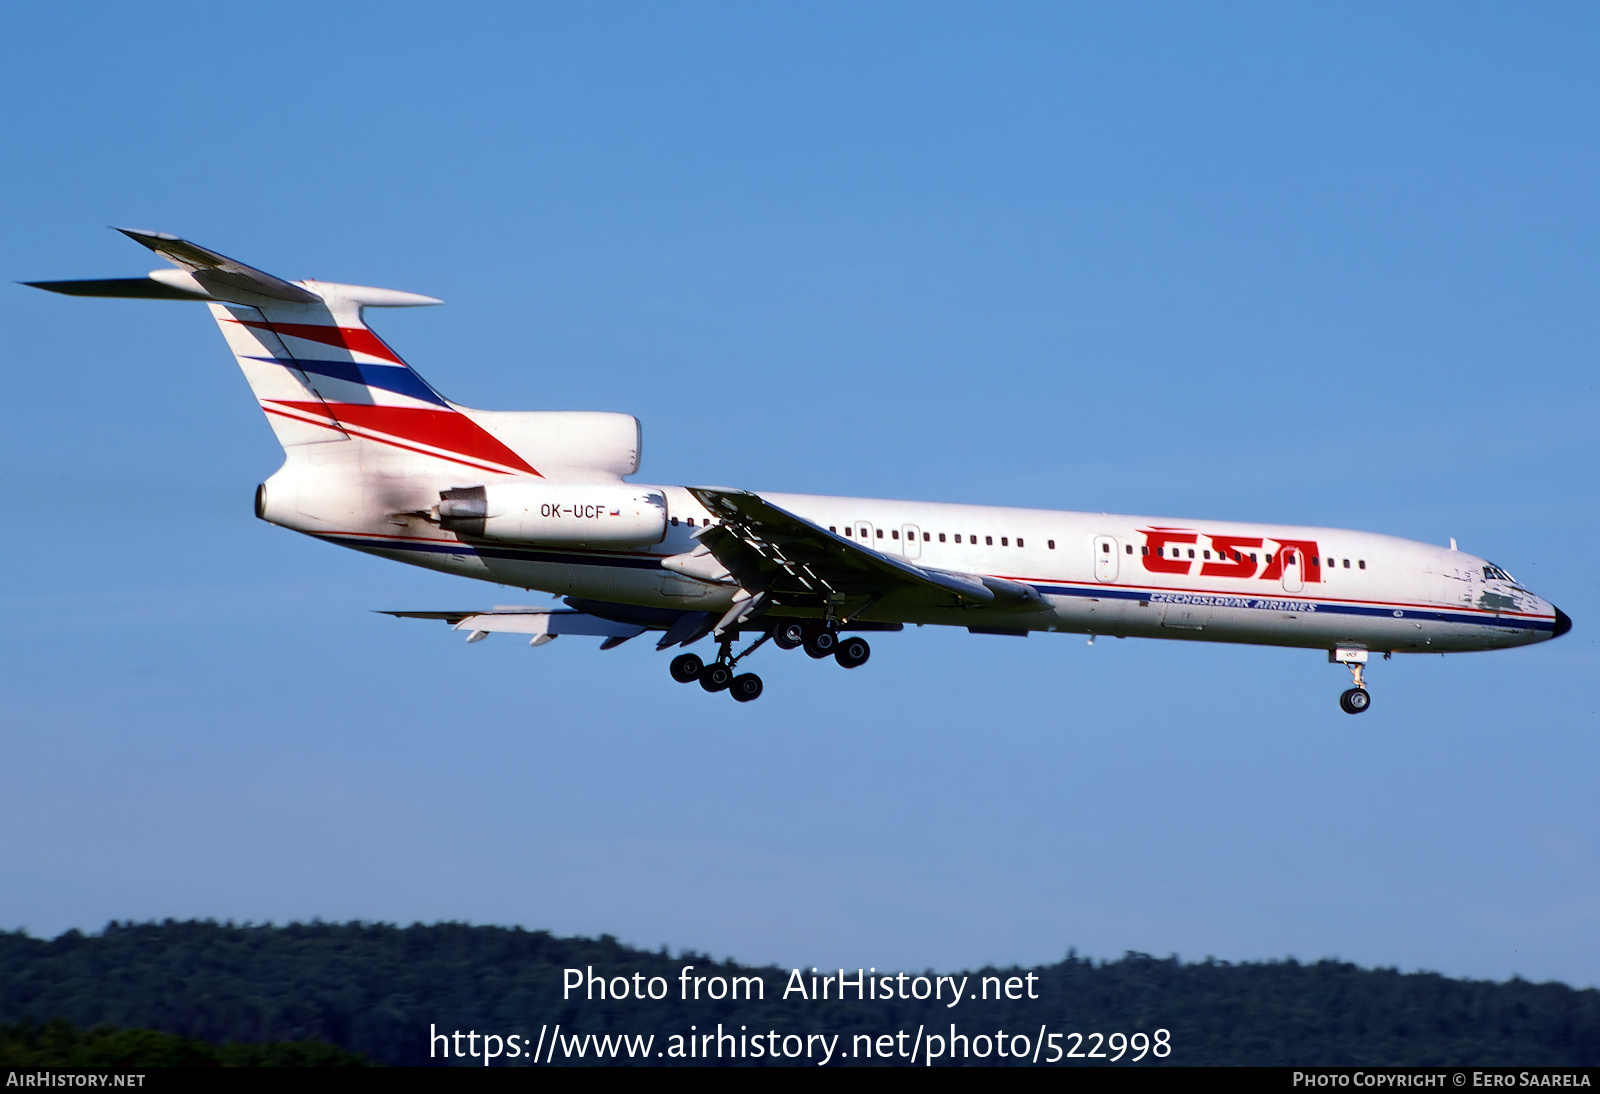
left=1140, top=528, right=1322, bottom=583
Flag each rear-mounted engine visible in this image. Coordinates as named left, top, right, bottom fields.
left=437, top=483, right=667, bottom=547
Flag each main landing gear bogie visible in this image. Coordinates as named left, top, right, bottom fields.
left=669, top=650, right=762, bottom=702
left=666, top=621, right=874, bottom=702
left=798, top=625, right=869, bottom=669
left=1339, top=688, right=1371, bottom=715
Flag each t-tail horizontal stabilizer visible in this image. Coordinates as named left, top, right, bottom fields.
left=24, top=228, right=443, bottom=309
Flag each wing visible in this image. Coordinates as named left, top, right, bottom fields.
left=687, top=486, right=1044, bottom=621
left=380, top=607, right=647, bottom=648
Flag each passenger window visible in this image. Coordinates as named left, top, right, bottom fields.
left=1310, top=557, right=1318, bottom=567
left=1187, top=549, right=1196, bottom=559
left=671, top=516, right=679, bottom=527
left=1001, top=537, right=1008, bottom=547
left=1359, top=560, right=1366, bottom=570
left=1124, top=545, right=1132, bottom=554
left=985, top=536, right=993, bottom=546
left=1102, top=542, right=1110, bottom=553
left=1049, top=540, right=1057, bottom=550
left=1343, top=559, right=1350, bottom=569
left=892, top=530, right=899, bottom=539
left=1249, top=553, right=1257, bottom=563
left=954, top=534, right=961, bottom=543
left=1265, top=553, right=1272, bottom=563
left=844, top=527, right=852, bottom=536
left=939, top=533, right=946, bottom=542
left=876, top=529, right=883, bottom=538
left=829, top=525, right=836, bottom=532
left=1203, top=550, right=1211, bottom=559
left=1141, top=546, right=1148, bottom=555
left=923, top=532, right=930, bottom=541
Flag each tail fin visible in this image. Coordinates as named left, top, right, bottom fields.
left=29, top=229, right=539, bottom=476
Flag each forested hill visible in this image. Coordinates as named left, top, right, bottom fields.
left=1, top=921, right=1595, bottom=1066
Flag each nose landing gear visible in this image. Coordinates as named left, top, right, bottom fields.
left=1331, top=649, right=1372, bottom=715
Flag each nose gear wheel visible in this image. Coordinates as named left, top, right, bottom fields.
left=1340, top=688, right=1371, bottom=714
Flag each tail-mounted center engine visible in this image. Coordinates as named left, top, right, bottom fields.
left=437, top=483, right=667, bottom=547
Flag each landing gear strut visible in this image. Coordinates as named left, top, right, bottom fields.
left=1333, top=652, right=1371, bottom=715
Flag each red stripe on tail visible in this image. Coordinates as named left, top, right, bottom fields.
left=236, top=320, right=406, bottom=365
left=276, top=401, right=540, bottom=475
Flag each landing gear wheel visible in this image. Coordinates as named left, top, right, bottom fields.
left=729, top=673, right=764, bottom=702
left=1339, top=688, right=1371, bottom=715
left=669, top=653, right=704, bottom=683
left=803, top=630, right=838, bottom=659
left=834, top=636, right=871, bottom=669
left=772, top=622, right=805, bottom=650
left=699, top=663, right=734, bottom=692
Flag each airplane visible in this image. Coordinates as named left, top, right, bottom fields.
left=26, top=229, right=1570, bottom=713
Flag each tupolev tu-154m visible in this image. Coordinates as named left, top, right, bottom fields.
left=27, top=230, right=1571, bottom=712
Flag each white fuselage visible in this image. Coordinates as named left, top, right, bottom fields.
left=278, top=479, right=1560, bottom=655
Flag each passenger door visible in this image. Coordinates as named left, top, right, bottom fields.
left=901, top=524, right=922, bottom=560
left=1094, top=536, right=1119, bottom=583
left=1281, top=547, right=1305, bottom=593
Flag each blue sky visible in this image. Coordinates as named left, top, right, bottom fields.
left=3, top=2, right=1597, bottom=987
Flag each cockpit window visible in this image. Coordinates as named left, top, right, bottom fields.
left=1483, top=563, right=1516, bottom=583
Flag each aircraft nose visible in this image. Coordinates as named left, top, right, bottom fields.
left=1553, top=607, right=1572, bottom=638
